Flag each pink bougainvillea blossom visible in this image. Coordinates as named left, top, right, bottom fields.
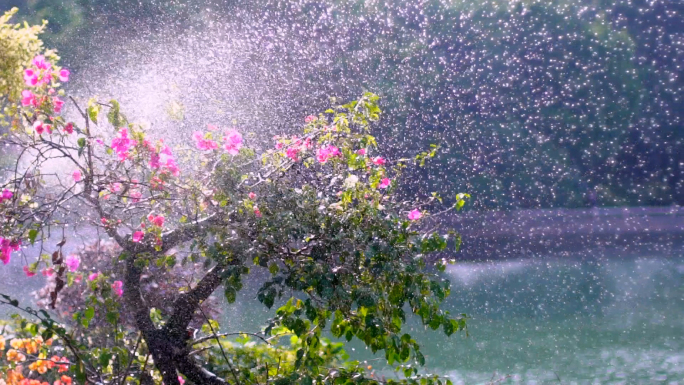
left=53, top=97, right=64, bottom=113
left=23, top=266, right=36, bottom=277
left=356, top=149, right=366, bottom=156
left=222, top=129, right=243, bottom=155
left=372, top=156, right=386, bottom=166
left=111, top=127, right=136, bottom=161
left=58, top=69, right=70, bottom=82
left=408, top=209, right=422, bottom=221
left=130, top=190, right=142, bottom=203
left=132, top=231, right=144, bottom=243
left=0, top=238, right=20, bottom=265
left=88, top=272, right=101, bottom=281
left=192, top=131, right=218, bottom=151
left=275, top=141, right=284, bottom=150
left=0, top=189, right=13, bottom=202
left=32, top=55, right=51, bottom=70
left=72, top=169, right=82, bottom=182
left=147, top=214, right=165, bottom=228
left=21, top=90, right=36, bottom=106
left=316, top=145, right=341, bottom=164
left=112, top=281, right=124, bottom=297
left=42, top=267, right=54, bottom=277
left=65, top=255, right=80, bottom=272
left=286, top=147, right=300, bottom=161
left=24, top=69, right=38, bottom=86
left=63, top=122, right=74, bottom=134
left=305, top=115, right=317, bottom=123
left=249, top=192, right=256, bottom=200
left=254, top=207, right=262, bottom=218
left=378, top=178, right=391, bottom=189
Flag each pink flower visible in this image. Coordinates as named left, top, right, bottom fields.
left=178, top=376, right=185, bottom=385
left=42, top=267, right=54, bottom=277
left=23, top=266, right=36, bottom=277
left=1, top=189, right=13, bottom=201
left=32, top=55, right=51, bottom=70
left=304, top=115, right=317, bottom=123
left=378, top=178, right=391, bottom=189
left=222, top=129, right=243, bottom=155
left=65, top=255, right=80, bottom=272
left=21, top=90, right=36, bottom=106
left=53, top=97, right=64, bottom=113
left=316, top=145, right=341, bottom=164
left=372, top=157, right=386, bottom=166
left=275, top=142, right=284, bottom=150
left=132, top=231, right=144, bottom=243
left=88, top=272, right=100, bottom=281
left=249, top=192, right=256, bottom=200
left=147, top=214, right=164, bottom=227
left=130, top=190, right=142, bottom=203
left=58, top=69, right=70, bottom=82
left=110, top=183, right=122, bottom=193
left=207, top=124, right=218, bottom=131
left=408, top=209, right=422, bottom=221
left=111, top=127, right=137, bottom=161
left=0, top=238, right=20, bottom=265
left=356, top=149, right=366, bottom=156
left=286, top=147, right=299, bottom=161
left=193, top=131, right=218, bottom=151
left=34, top=121, right=45, bottom=135
left=254, top=207, right=262, bottom=218
left=63, top=122, right=74, bottom=134
left=72, top=170, right=82, bottom=182
left=24, top=69, right=38, bottom=86
left=111, top=281, right=124, bottom=297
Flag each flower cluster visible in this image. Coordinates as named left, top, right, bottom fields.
left=0, top=334, right=72, bottom=385
left=19, top=55, right=71, bottom=137
left=315, top=144, right=341, bottom=164
left=0, top=238, right=21, bottom=265
left=0, top=189, right=13, bottom=203
left=192, top=124, right=243, bottom=155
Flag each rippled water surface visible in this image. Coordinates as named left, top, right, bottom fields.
left=215, top=251, right=684, bottom=384
left=2, top=248, right=682, bottom=383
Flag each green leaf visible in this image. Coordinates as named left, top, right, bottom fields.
left=28, top=229, right=38, bottom=245
left=87, top=98, right=100, bottom=124
left=84, top=306, right=95, bottom=322
left=224, top=286, right=237, bottom=304
left=106, top=99, right=126, bottom=127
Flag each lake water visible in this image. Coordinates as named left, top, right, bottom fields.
left=2, top=247, right=683, bottom=384
left=217, top=251, right=684, bottom=384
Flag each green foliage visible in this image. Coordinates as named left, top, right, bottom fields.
left=0, top=7, right=55, bottom=127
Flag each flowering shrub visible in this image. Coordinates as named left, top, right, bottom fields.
left=0, top=35, right=470, bottom=384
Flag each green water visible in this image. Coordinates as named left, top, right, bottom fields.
left=2, top=251, right=682, bottom=383
left=219, top=254, right=684, bottom=384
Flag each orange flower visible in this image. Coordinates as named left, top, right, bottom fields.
left=53, top=376, right=72, bottom=385
left=7, top=348, right=27, bottom=362
left=10, top=338, right=25, bottom=349
left=0, top=335, right=5, bottom=350
left=6, top=367, right=25, bottom=384
left=50, top=356, right=69, bottom=373
left=28, top=354, right=51, bottom=374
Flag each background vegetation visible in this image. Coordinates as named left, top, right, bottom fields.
left=6, top=0, right=684, bottom=209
